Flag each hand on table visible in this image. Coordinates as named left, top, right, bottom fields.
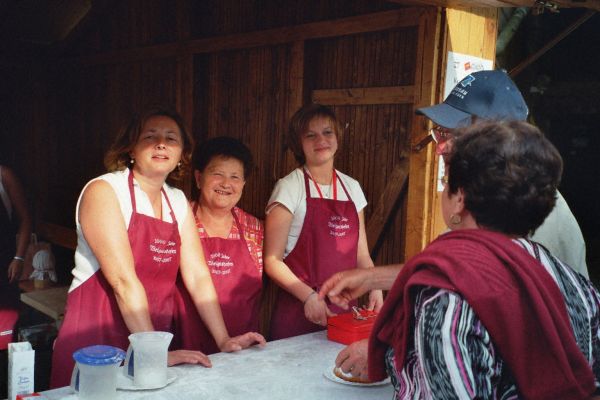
left=318, top=269, right=373, bottom=310
left=220, top=332, right=266, bottom=352
left=168, top=349, right=212, bottom=368
left=335, top=338, right=369, bottom=381
left=304, top=294, right=335, bottom=326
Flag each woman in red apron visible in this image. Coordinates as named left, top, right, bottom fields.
left=173, top=137, right=263, bottom=354
left=50, top=107, right=265, bottom=388
left=265, top=104, right=383, bottom=340
left=0, top=165, right=31, bottom=349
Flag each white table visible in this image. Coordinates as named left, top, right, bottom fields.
left=42, top=331, right=393, bottom=399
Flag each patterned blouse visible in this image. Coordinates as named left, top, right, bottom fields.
left=191, top=203, right=264, bottom=273
left=385, top=238, right=600, bottom=399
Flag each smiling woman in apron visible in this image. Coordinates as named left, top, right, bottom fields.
left=50, top=107, right=265, bottom=388
left=0, top=164, right=31, bottom=349
left=264, top=104, right=383, bottom=340
left=173, top=136, right=263, bottom=355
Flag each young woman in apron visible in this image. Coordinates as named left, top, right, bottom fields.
left=50, top=108, right=265, bottom=388
left=265, top=104, right=383, bottom=340
left=173, top=137, right=262, bottom=354
left=0, top=166, right=31, bottom=349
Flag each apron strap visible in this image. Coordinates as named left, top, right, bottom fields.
left=303, top=168, right=353, bottom=203
left=128, top=170, right=138, bottom=213
left=128, top=170, right=177, bottom=223
left=193, top=201, right=246, bottom=245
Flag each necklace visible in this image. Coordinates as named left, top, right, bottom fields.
left=308, top=169, right=337, bottom=200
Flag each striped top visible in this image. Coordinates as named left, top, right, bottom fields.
left=385, top=238, right=600, bottom=399
left=191, top=202, right=264, bottom=273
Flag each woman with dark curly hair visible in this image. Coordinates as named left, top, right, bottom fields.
left=51, top=107, right=264, bottom=387
left=323, top=121, right=600, bottom=399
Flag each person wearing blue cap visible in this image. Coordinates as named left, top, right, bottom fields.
left=417, top=69, right=588, bottom=279
left=316, top=70, right=592, bottom=388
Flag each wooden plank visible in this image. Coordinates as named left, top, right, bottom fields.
left=404, top=7, right=441, bottom=259
left=312, top=86, right=415, bottom=105
left=37, top=221, right=77, bottom=251
left=75, top=9, right=424, bottom=66
left=427, top=7, right=498, bottom=243
left=366, top=156, right=410, bottom=253
left=283, top=40, right=305, bottom=176
left=388, top=0, right=600, bottom=11
left=176, top=54, right=194, bottom=197
left=20, top=286, right=69, bottom=321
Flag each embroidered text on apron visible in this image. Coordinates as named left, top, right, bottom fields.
left=50, top=171, right=181, bottom=388
left=173, top=204, right=261, bottom=354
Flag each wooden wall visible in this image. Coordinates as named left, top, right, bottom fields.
left=4, top=0, right=441, bottom=270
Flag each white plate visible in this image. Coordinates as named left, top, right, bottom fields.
left=117, top=366, right=177, bottom=391
left=323, top=367, right=391, bottom=387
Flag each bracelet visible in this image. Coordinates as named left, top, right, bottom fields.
left=303, top=290, right=317, bottom=304
left=13, top=256, right=25, bottom=262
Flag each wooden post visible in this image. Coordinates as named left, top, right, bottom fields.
left=427, top=7, right=498, bottom=243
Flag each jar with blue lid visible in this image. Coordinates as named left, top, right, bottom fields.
left=71, top=345, right=125, bottom=400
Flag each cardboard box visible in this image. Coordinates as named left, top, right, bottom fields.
left=327, top=309, right=378, bottom=345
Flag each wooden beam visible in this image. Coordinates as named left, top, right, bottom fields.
left=366, top=157, right=410, bottom=253
left=425, top=7, right=498, bottom=245
left=387, top=0, right=600, bottom=11
left=404, top=7, right=441, bottom=259
left=312, top=86, right=415, bottom=106
left=509, top=9, right=596, bottom=77
left=75, top=8, right=424, bottom=66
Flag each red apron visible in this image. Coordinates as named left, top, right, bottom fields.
left=50, top=172, right=181, bottom=388
left=269, top=169, right=359, bottom=340
left=172, top=205, right=261, bottom=354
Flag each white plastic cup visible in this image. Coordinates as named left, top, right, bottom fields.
left=71, top=345, right=125, bottom=400
left=123, top=331, right=173, bottom=389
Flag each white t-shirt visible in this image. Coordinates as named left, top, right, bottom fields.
left=70, top=168, right=189, bottom=291
left=531, top=190, right=588, bottom=278
left=266, top=168, right=368, bottom=257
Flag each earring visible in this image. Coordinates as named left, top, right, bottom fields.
left=130, top=159, right=135, bottom=164
left=450, top=214, right=462, bottom=225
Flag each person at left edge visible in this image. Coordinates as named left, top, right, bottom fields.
left=173, top=136, right=264, bottom=355
left=50, top=106, right=265, bottom=388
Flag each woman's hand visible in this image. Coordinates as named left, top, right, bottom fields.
left=318, top=269, right=373, bottom=309
left=335, top=338, right=369, bottom=380
left=219, top=332, right=266, bottom=352
left=7, top=259, right=23, bottom=283
left=366, top=289, right=384, bottom=312
left=167, top=350, right=211, bottom=367
left=304, top=293, right=335, bottom=326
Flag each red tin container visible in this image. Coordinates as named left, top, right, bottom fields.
left=327, top=308, right=378, bottom=345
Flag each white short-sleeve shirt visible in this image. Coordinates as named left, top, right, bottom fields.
left=70, top=168, right=189, bottom=291
left=266, top=168, right=368, bottom=257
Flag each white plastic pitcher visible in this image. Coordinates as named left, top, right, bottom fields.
left=71, top=345, right=125, bottom=400
left=123, top=331, right=173, bottom=389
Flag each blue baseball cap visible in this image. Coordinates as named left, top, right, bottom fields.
left=416, top=70, right=528, bottom=129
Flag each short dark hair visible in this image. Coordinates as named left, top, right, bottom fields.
left=287, top=104, right=343, bottom=165
left=447, top=120, right=563, bottom=237
left=104, top=105, right=194, bottom=183
left=193, top=136, right=254, bottom=179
